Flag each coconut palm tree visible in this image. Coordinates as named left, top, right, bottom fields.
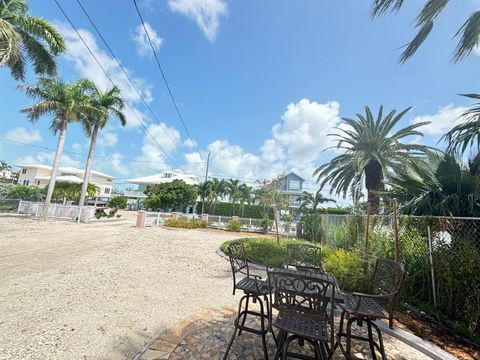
left=20, top=77, right=101, bottom=219
left=78, top=83, right=126, bottom=207
left=0, top=0, right=65, bottom=80
left=371, top=0, right=480, bottom=62
left=314, top=105, right=431, bottom=212
left=226, top=178, right=241, bottom=214
left=442, top=93, right=480, bottom=156
left=238, top=184, right=254, bottom=216
left=299, top=189, right=336, bottom=212
left=210, top=178, right=226, bottom=213
left=195, top=181, right=212, bottom=214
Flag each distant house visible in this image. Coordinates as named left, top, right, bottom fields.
left=16, top=164, right=114, bottom=203
left=126, top=169, right=199, bottom=210
left=280, top=172, right=305, bottom=212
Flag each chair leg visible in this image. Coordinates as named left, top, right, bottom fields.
left=273, top=329, right=286, bottom=360
left=238, top=294, right=249, bottom=336
left=258, top=297, right=269, bottom=360
left=223, top=327, right=237, bottom=360
left=372, top=321, right=387, bottom=360
left=345, top=317, right=355, bottom=356
left=367, top=320, right=378, bottom=360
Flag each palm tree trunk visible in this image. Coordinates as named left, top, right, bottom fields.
left=42, top=119, right=68, bottom=220
left=79, top=123, right=98, bottom=207
left=365, top=160, right=383, bottom=213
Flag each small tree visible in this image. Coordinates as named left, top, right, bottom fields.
left=143, top=180, right=197, bottom=212
left=108, top=196, right=127, bottom=209
left=257, top=175, right=289, bottom=244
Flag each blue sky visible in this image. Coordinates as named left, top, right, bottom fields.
left=1, top=0, right=480, bottom=196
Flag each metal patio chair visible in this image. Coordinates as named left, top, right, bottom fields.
left=223, top=242, right=273, bottom=360
left=269, top=269, right=336, bottom=360
left=284, top=243, right=324, bottom=274
left=333, top=259, right=405, bottom=360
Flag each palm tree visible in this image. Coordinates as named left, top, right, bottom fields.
left=442, top=94, right=480, bottom=156
left=20, top=77, right=101, bottom=219
left=389, top=152, right=480, bottom=217
left=299, top=189, right=336, bottom=212
left=371, top=0, right=480, bottom=62
left=314, top=105, right=431, bottom=212
left=210, top=178, right=226, bottom=213
left=78, top=83, right=126, bottom=207
left=238, top=184, right=254, bottom=216
left=195, top=181, right=212, bottom=214
left=226, top=178, right=241, bottom=214
left=0, top=0, right=65, bottom=80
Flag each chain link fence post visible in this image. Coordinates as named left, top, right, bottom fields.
left=427, top=224, right=437, bottom=307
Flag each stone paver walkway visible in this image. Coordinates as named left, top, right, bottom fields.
left=138, top=306, right=432, bottom=360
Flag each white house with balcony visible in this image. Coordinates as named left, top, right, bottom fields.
left=126, top=169, right=199, bottom=210
left=17, top=164, right=114, bottom=204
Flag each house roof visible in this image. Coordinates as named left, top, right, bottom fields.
left=20, top=164, right=114, bottom=179
left=127, top=170, right=198, bottom=186
left=285, top=172, right=306, bottom=181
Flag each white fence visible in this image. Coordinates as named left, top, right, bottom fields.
left=145, top=211, right=298, bottom=237
left=17, top=200, right=96, bottom=222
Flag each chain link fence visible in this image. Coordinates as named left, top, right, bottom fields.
left=300, top=212, right=480, bottom=341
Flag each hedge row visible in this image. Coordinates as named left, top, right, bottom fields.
left=196, top=201, right=273, bottom=219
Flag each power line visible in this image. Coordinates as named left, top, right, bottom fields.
left=52, top=0, right=179, bottom=168
left=74, top=0, right=179, bottom=150
left=132, top=0, right=194, bottom=142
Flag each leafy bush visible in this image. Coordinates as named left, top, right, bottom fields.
left=164, top=217, right=207, bottom=229
left=108, top=196, right=127, bottom=209
left=227, top=219, right=241, bottom=232
left=4, top=184, right=45, bottom=201
left=260, top=217, right=272, bottom=233
left=323, top=249, right=368, bottom=292
left=301, top=212, right=324, bottom=242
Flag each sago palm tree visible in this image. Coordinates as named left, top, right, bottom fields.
left=78, top=83, right=126, bottom=207
left=443, top=93, right=480, bottom=156
left=0, top=0, right=65, bottom=80
left=314, top=105, right=431, bottom=212
left=371, top=0, right=480, bottom=62
left=299, top=189, right=335, bottom=212
left=20, top=77, right=102, bottom=219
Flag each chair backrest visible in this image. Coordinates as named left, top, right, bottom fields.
left=227, top=241, right=249, bottom=280
left=269, top=270, right=335, bottom=320
left=371, top=259, right=405, bottom=298
left=285, top=244, right=323, bottom=273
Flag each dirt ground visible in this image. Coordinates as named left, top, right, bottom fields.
left=0, top=213, right=242, bottom=360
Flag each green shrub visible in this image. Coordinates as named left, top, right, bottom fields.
left=260, top=217, right=272, bottom=233
left=323, top=249, right=368, bottom=292
left=164, top=217, right=207, bottom=229
left=196, top=201, right=273, bottom=219
left=227, top=219, right=241, bottom=232
left=301, top=212, right=324, bottom=242
left=108, top=196, right=127, bottom=209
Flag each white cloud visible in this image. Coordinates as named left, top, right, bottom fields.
left=72, top=143, right=83, bottom=153
left=183, top=138, right=197, bottom=148
left=168, top=0, right=228, bottom=42
left=17, top=152, right=81, bottom=168
left=411, top=104, right=466, bottom=136
left=98, top=132, right=119, bottom=147
left=57, top=23, right=153, bottom=128
left=4, top=127, right=42, bottom=144
left=132, top=22, right=163, bottom=57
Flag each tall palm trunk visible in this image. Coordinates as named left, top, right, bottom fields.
left=79, top=122, right=98, bottom=207
left=365, top=159, right=383, bottom=213
left=42, top=119, right=68, bottom=219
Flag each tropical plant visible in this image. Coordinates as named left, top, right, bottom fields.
left=143, top=180, right=197, bottom=211
left=227, top=219, right=241, bottom=232
left=78, top=83, right=126, bottom=207
left=442, top=93, right=480, bottom=156
left=226, top=178, right=241, bottom=213
left=257, top=175, right=289, bottom=244
left=107, top=195, right=127, bottom=209
left=210, top=178, right=226, bottom=213
left=314, top=105, right=431, bottom=212
left=3, top=183, right=44, bottom=201
left=299, top=189, right=336, bottom=212
left=20, top=77, right=102, bottom=218
left=238, top=183, right=254, bottom=216
left=0, top=0, right=65, bottom=80
left=52, top=181, right=98, bottom=204
left=371, top=0, right=480, bottom=63
left=388, top=152, right=480, bottom=217
left=195, top=180, right=212, bottom=214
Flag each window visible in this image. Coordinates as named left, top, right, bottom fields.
left=164, top=172, right=172, bottom=178
left=289, top=180, right=300, bottom=190
left=22, top=168, right=27, bottom=174
left=104, top=188, right=110, bottom=194
left=25, top=180, right=29, bottom=186
left=22, top=180, right=27, bottom=185
left=37, top=181, right=40, bottom=186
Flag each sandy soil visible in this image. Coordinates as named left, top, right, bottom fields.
left=0, top=213, right=242, bottom=360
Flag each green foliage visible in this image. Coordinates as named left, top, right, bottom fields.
left=227, top=219, right=241, bottom=232
left=108, top=196, right=127, bottom=209
left=323, top=249, right=368, bottom=292
left=260, top=217, right=272, bottom=234
left=51, top=181, right=98, bottom=203
left=300, top=212, right=324, bottom=243
left=4, top=184, right=44, bottom=201
left=164, top=217, right=207, bottom=229
left=144, top=180, right=197, bottom=211
left=196, top=201, right=273, bottom=219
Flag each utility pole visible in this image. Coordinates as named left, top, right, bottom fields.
left=201, top=152, right=211, bottom=215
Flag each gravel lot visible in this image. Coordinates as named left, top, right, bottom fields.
left=0, top=214, right=242, bottom=360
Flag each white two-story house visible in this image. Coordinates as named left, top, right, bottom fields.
left=17, top=164, right=114, bottom=202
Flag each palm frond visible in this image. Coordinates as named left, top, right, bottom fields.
left=399, top=20, right=433, bottom=63
left=453, top=10, right=480, bottom=62
left=371, top=0, right=405, bottom=18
